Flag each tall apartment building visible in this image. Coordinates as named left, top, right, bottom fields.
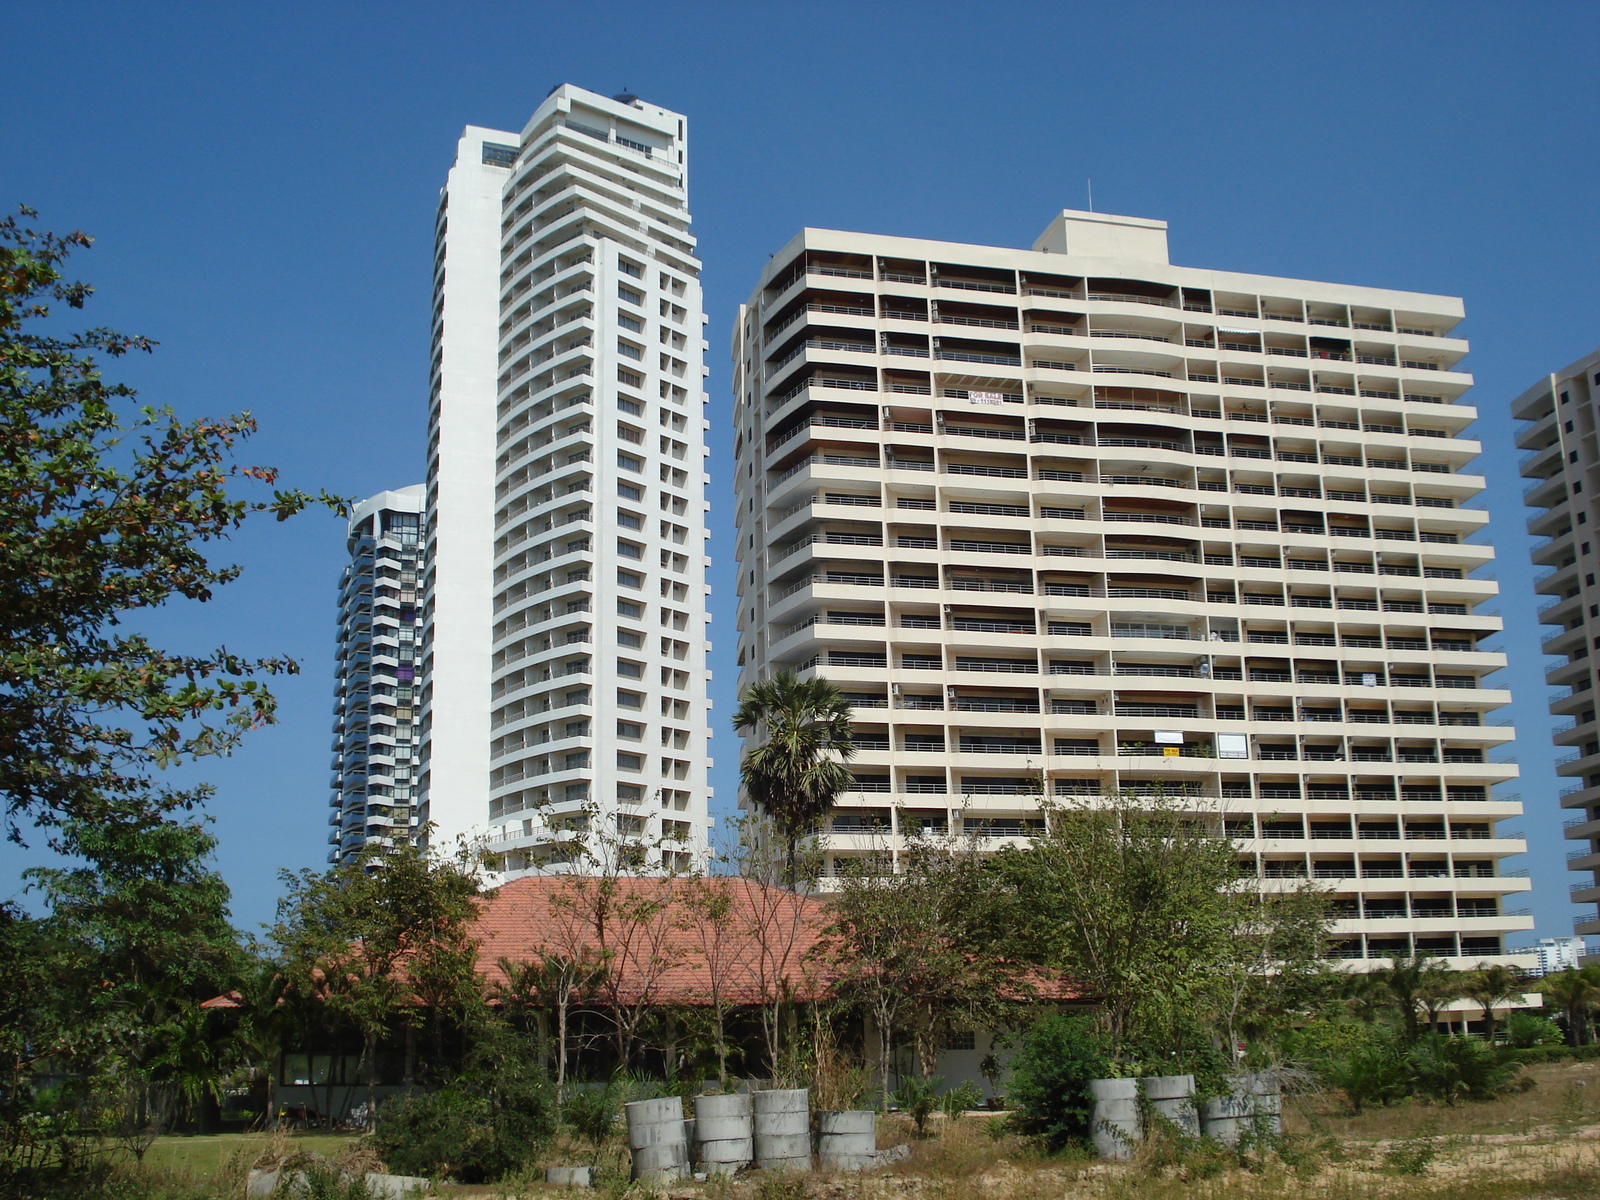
left=1515, top=345, right=1600, bottom=960
left=330, top=485, right=425, bottom=864
left=732, top=209, right=1532, bottom=966
left=420, top=85, right=713, bottom=875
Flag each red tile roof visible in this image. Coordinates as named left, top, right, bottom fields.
left=473, top=875, right=834, bottom=1006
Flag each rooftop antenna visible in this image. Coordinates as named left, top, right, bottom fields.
left=1087, top=178, right=1094, bottom=212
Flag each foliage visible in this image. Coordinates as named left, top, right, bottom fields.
left=1537, top=964, right=1600, bottom=1045
left=369, top=1035, right=556, bottom=1184
left=1503, top=1011, right=1565, bottom=1049
left=937, top=1081, right=982, bottom=1124
left=1463, top=964, right=1526, bottom=1041
left=559, top=1084, right=624, bottom=1164
left=1407, top=1033, right=1522, bottom=1105
left=272, top=841, right=484, bottom=1110
left=1381, top=1127, right=1442, bottom=1176
left=821, top=835, right=1025, bottom=1100
left=1004, top=1012, right=1111, bottom=1151
left=1304, top=1024, right=1414, bottom=1113
left=889, top=1074, right=941, bottom=1137
left=0, top=207, right=344, bottom=850
left=731, top=669, right=856, bottom=885
left=989, top=792, right=1330, bottom=1059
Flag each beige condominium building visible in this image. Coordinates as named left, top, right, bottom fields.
left=731, top=209, right=1532, bottom=968
left=1516, top=344, right=1600, bottom=961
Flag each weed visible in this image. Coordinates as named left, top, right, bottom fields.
left=1382, top=1126, right=1441, bottom=1176
left=754, top=1171, right=806, bottom=1200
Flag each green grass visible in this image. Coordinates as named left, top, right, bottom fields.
left=141, top=1131, right=357, bottom=1177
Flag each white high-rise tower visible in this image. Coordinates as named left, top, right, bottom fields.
left=420, top=86, right=713, bottom=874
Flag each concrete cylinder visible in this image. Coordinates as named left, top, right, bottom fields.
left=1088, top=1077, right=1141, bottom=1161
left=626, top=1097, right=688, bottom=1183
left=752, top=1088, right=811, bottom=1172
left=817, top=1110, right=877, bottom=1171
left=1143, top=1074, right=1200, bottom=1139
left=694, top=1093, right=753, bottom=1176
left=545, top=1165, right=591, bottom=1187
left=1247, top=1073, right=1282, bottom=1138
left=1199, top=1077, right=1254, bottom=1146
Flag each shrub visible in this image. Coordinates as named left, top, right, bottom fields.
left=889, top=1075, right=942, bottom=1137
left=1315, top=1028, right=1413, bottom=1113
left=1504, top=1011, right=1564, bottom=1049
left=1005, top=1013, right=1111, bottom=1151
left=937, top=1081, right=983, bottom=1124
left=560, top=1084, right=626, bottom=1163
left=1407, top=1033, right=1520, bottom=1105
left=371, top=1045, right=555, bottom=1183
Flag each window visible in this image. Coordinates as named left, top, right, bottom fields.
left=618, top=569, right=642, bottom=588
left=618, top=258, right=643, bottom=279
left=618, top=630, right=644, bottom=648
left=617, top=721, right=642, bottom=739
left=618, top=482, right=642, bottom=500
left=618, top=397, right=643, bottom=415
left=617, top=510, right=643, bottom=530
left=618, top=284, right=643, bottom=306
left=617, top=313, right=643, bottom=333
left=563, top=751, right=590, bottom=770
left=943, top=1031, right=976, bottom=1052
left=618, top=367, right=643, bottom=388
left=617, top=689, right=643, bottom=709
left=481, top=142, right=518, bottom=168
left=618, top=599, right=643, bottom=618
left=617, top=659, right=644, bottom=679
left=617, top=339, right=644, bottom=361
left=618, top=452, right=642, bottom=472
left=618, top=540, right=644, bottom=560
left=618, top=783, right=644, bottom=803
left=617, top=752, right=643, bottom=770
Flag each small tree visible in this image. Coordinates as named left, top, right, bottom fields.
left=272, top=839, right=483, bottom=1117
left=821, top=832, right=1025, bottom=1099
left=992, top=790, right=1324, bottom=1062
left=732, top=670, right=856, bottom=887
left=1370, top=954, right=1456, bottom=1042
left=1464, top=963, right=1525, bottom=1041
left=1539, top=966, right=1600, bottom=1046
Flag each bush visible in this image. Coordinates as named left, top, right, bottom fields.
left=937, top=1080, right=983, bottom=1124
left=1005, top=1013, right=1111, bottom=1151
left=889, top=1075, right=941, bottom=1137
left=1315, top=1028, right=1413, bottom=1113
left=1504, top=1011, right=1564, bottom=1049
left=371, top=1040, right=556, bottom=1183
left=1503, top=1042, right=1600, bottom=1066
left=1407, top=1033, right=1520, bottom=1105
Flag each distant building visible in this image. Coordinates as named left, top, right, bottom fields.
left=330, top=486, right=425, bottom=864
left=1515, top=346, right=1600, bottom=959
left=1533, top=935, right=1587, bottom=976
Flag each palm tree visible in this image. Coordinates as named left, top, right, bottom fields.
left=1539, top=965, right=1600, bottom=1046
left=732, top=669, right=857, bottom=887
left=1371, top=953, right=1454, bottom=1040
left=1464, top=962, right=1526, bottom=1041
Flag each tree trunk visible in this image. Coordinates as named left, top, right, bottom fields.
left=364, top=1030, right=377, bottom=1129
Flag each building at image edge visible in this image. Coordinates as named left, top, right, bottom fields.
left=1515, top=344, right=1600, bottom=964
left=731, top=209, right=1532, bottom=968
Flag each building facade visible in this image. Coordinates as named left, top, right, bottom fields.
left=1515, top=345, right=1600, bottom=961
left=330, top=485, right=426, bottom=864
left=731, top=209, right=1532, bottom=966
left=1534, top=935, right=1587, bottom=977
left=420, top=86, right=713, bottom=874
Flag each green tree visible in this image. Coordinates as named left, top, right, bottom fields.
left=1005, top=1013, right=1111, bottom=1150
left=272, top=840, right=484, bottom=1118
left=1370, top=954, right=1456, bottom=1042
left=822, top=834, right=1025, bottom=1099
left=991, top=791, right=1328, bottom=1062
left=0, top=207, right=345, bottom=850
left=1538, top=965, right=1600, bottom=1046
left=731, top=669, right=856, bottom=886
left=23, top=815, right=243, bottom=1156
left=1463, top=963, right=1525, bottom=1041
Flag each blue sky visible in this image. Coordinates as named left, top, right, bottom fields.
left=4, top=1, right=1598, bottom=942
